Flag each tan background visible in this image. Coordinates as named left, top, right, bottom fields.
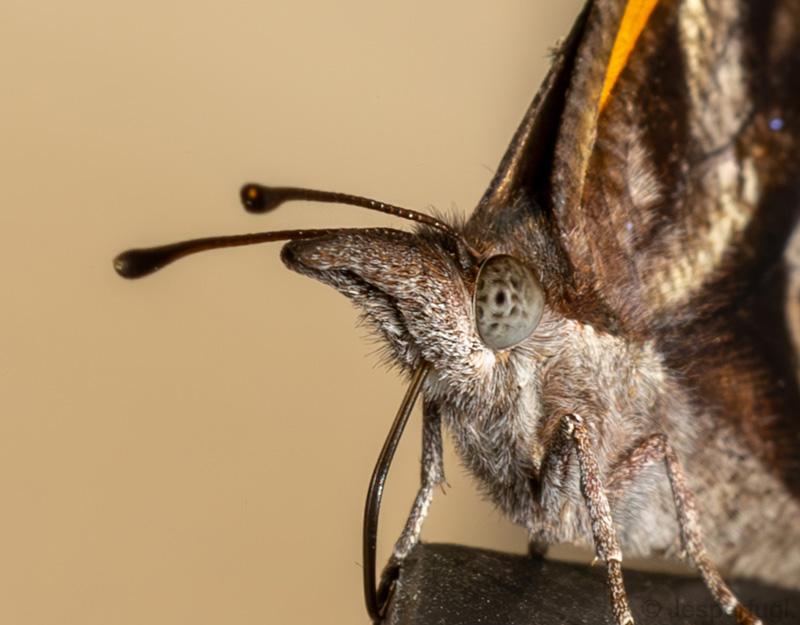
left=1, top=1, right=585, bottom=623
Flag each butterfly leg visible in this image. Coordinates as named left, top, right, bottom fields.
left=377, top=401, right=445, bottom=605
left=548, top=413, right=635, bottom=625
left=605, top=433, right=762, bottom=625
left=661, top=441, right=762, bottom=625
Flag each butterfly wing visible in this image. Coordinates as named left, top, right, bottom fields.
left=474, top=0, right=800, bottom=497
left=559, top=0, right=800, bottom=494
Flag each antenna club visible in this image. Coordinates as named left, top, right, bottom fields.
left=113, top=250, right=159, bottom=279
left=240, top=183, right=268, bottom=212
left=240, top=183, right=286, bottom=213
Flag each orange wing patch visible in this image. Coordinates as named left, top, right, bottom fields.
left=600, top=0, right=660, bottom=112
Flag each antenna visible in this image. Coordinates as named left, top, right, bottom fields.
left=114, top=184, right=473, bottom=279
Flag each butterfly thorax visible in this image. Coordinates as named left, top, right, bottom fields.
left=428, top=310, right=800, bottom=586
left=429, top=310, right=679, bottom=543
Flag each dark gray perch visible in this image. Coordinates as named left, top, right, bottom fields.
left=384, top=543, right=800, bottom=625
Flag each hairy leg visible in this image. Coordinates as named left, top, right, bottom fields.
left=542, top=416, right=761, bottom=625
left=378, top=401, right=445, bottom=600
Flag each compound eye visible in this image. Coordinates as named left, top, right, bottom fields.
left=473, top=255, right=544, bottom=350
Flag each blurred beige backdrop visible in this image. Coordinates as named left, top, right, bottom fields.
left=1, top=1, right=584, bottom=623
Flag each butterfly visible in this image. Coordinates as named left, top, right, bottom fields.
left=115, top=0, right=800, bottom=623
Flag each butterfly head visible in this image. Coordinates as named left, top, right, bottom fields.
left=114, top=184, right=549, bottom=387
